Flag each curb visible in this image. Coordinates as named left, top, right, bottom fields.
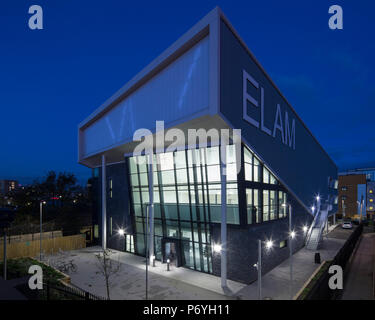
left=293, top=260, right=327, bottom=300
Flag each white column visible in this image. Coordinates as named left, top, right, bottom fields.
left=148, top=153, right=154, bottom=261
left=220, top=144, right=227, bottom=288
left=101, top=154, right=107, bottom=250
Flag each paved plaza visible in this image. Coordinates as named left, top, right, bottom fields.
left=44, top=224, right=353, bottom=300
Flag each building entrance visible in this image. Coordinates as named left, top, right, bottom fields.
left=161, top=237, right=182, bottom=267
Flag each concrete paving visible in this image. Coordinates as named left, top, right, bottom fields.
left=341, top=231, right=375, bottom=300
left=0, top=277, right=28, bottom=300
left=45, top=247, right=233, bottom=300
left=236, top=225, right=352, bottom=300
left=43, top=224, right=353, bottom=300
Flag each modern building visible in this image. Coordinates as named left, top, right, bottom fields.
left=338, top=168, right=375, bottom=220
left=78, top=7, right=337, bottom=284
left=0, top=180, right=18, bottom=195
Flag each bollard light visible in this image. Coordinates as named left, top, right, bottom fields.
left=151, top=255, right=156, bottom=267
left=303, top=226, right=308, bottom=233
left=290, top=231, right=296, bottom=239
left=167, top=259, right=170, bottom=271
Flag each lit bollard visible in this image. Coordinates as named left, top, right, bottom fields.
left=151, top=255, right=156, bottom=267
left=167, top=259, right=170, bottom=271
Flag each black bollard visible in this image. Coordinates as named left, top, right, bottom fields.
left=314, top=252, right=321, bottom=264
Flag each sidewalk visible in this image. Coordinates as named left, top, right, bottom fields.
left=236, top=225, right=349, bottom=300
left=341, top=231, right=375, bottom=300
left=104, top=225, right=351, bottom=300
left=0, top=277, right=28, bottom=300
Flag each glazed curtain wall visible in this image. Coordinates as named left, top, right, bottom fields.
left=244, top=145, right=287, bottom=224
left=128, top=145, right=238, bottom=273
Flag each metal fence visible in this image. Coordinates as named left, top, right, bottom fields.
left=17, top=281, right=107, bottom=300
left=44, top=281, right=107, bottom=300
left=302, top=223, right=363, bottom=300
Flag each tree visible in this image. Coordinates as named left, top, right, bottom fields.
left=6, top=171, right=92, bottom=235
left=94, top=249, right=121, bottom=300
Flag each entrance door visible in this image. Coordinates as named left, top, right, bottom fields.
left=162, top=238, right=182, bottom=267
left=165, top=242, right=177, bottom=266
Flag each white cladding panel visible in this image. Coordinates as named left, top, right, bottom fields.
left=82, top=37, right=210, bottom=157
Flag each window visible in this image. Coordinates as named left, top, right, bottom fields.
left=125, top=234, right=135, bottom=253
left=109, top=217, right=113, bottom=235
left=246, top=188, right=260, bottom=224
left=128, top=144, right=240, bottom=275
left=263, top=190, right=269, bottom=222
left=270, top=190, right=277, bottom=220
left=159, top=153, right=174, bottom=171
left=263, top=167, right=270, bottom=184
left=109, top=179, right=113, bottom=198
left=129, top=157, right=138, bottom=174
left=341, top=186, right=347, bottom=191
left=254, top=157, right=261, bottom=182
left=278, top=191, right=287, bottom=218
left=244, top=147, right=253, bottom=181
left=280, top=240, right=287, bottom=248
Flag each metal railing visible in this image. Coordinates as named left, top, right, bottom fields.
left=18, top=281, right=108, bottom=300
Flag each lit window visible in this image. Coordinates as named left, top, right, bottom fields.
left=370, top=189, right=373, bottom=194
left=254, top=158, right=261, bottom=181
left=370, top=199, right=374, bottom=203
left=341, top=186, right=347, bottom=191
left=280, top=240, right=287, bottom=248
left=244, top=147, right=253, bottom=181
left=159, top=153, right=174, bottom=171
left=109, top=179, right=113, bottom=198
left=263, top=167, right=270, bottom=184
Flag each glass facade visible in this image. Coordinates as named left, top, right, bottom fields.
left=128, top=145, right=239, bottom=273
left=127, top=143, right=288, bottom=273
left=244, top=146, right=287, bottom=224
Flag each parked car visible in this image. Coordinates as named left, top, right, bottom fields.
left=342, top=219, right=353, bottom=229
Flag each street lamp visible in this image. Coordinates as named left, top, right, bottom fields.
left=283, top=202, right=294, bottom=299
left=254, top=239, right=273, bottom=300
left=39, top=201, right=46, bottom=261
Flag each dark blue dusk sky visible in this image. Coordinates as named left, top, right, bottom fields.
left=1, top=1, right=374, bottom=185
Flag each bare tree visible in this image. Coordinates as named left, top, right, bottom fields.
left=94, top=249, right=121, bottom=300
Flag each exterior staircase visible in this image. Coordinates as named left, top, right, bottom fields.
left=305, top=201, right=332, bottom=250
